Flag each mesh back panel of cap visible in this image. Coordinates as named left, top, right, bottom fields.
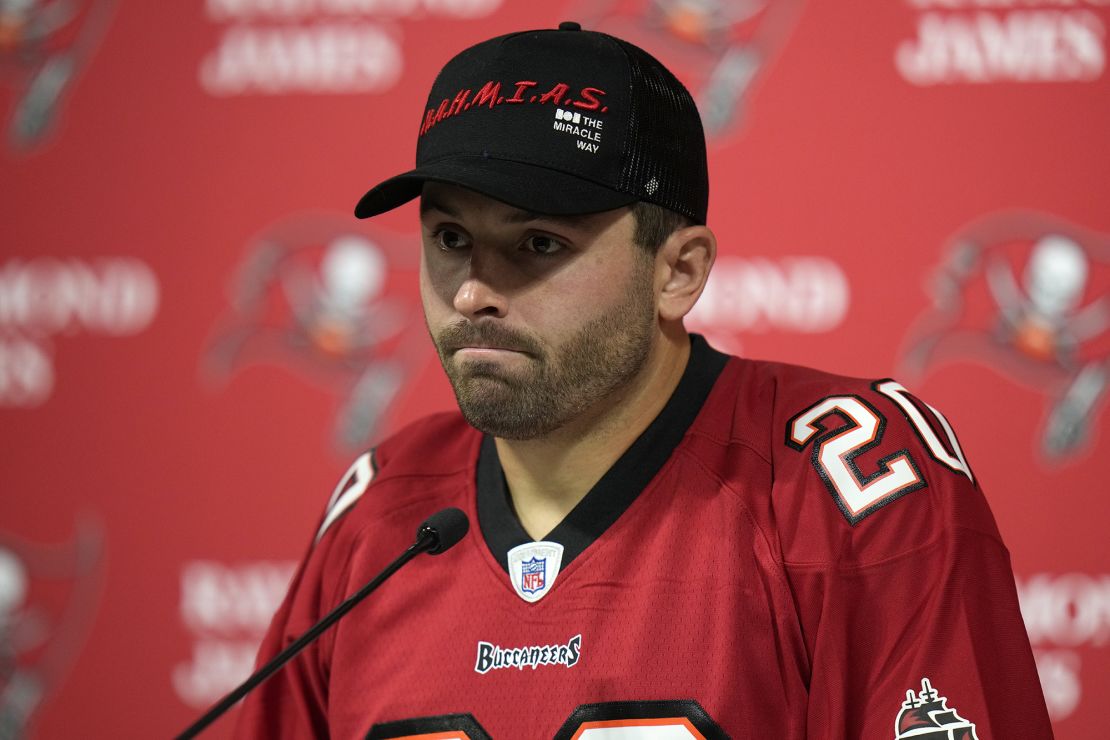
left=614, top=38, right=709, bottom=224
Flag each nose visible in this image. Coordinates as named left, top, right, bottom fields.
left=452, top=247, right=508, bottom=320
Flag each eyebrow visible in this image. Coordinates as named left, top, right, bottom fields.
left=419, top=196, right=561, bottom=225
left=419, top=196, right=457, bottom=218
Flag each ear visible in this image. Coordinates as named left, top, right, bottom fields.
left=656, top=224, right=716, bottom=322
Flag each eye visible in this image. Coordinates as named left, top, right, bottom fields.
left=434, top=229, right=471, bottom=251
left=523, top=234, right=565, bottom=255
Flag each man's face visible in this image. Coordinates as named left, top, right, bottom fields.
left=419, top=182, right=658, bottom=440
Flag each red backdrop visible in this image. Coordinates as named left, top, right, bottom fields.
left=1, top=1, right=1107, bottom=737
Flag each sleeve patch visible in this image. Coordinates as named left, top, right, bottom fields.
left=894, top=677, right=978, bottom=739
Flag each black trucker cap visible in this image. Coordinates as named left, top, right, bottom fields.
left=354, top=21, right=709, bottom=224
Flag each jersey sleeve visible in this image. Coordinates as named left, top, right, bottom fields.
left=231, top=451, right=377, bottom=739
left=773, top=377, right=1053, bottom=739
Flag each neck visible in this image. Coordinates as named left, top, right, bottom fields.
left=495, top=328, right=692, bottom=540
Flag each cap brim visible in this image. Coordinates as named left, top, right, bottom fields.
left=354, top=155, right=638, bottom=219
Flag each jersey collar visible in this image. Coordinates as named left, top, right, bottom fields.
left=476, top=334, right=729, bottom=574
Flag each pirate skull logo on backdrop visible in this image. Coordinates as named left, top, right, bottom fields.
left=0, top=0, right=1107, bottom=737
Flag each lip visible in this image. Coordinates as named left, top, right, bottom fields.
left=452, top=346, right=535, bottom=363
left=453, top=346, right=529, bottom=357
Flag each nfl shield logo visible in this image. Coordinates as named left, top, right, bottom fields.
left=520, top=557, right=546, bottom=594
left=507, top=541, right=564, bottom=603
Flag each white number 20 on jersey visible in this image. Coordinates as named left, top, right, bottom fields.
left=787, top=380, right=973, bottom=524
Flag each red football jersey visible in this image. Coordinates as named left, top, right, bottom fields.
left=234, top=336, right=1052, bottom=739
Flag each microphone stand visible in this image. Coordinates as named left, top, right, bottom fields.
left=175, top=530, right=438, bottom=740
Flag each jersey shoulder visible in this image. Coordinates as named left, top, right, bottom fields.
left=266, top=412, right=479, bottom=654
left=313, top=411, right=478, bottom=546
left=373, top=410, right=478, bottom=482
left=724, top=358, right=1001, bottom=565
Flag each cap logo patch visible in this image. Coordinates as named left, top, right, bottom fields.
left=507, top=541, right=564, bottom=603
left=554, top=107, right=603, bottom=153
left=419, top=80, right=609, bottom=137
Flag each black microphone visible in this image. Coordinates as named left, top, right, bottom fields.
left=176, top=507, right=470, bottom=739
left=420, top=506, right=469, bottom=554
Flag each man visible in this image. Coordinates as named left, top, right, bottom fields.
left=235, top=22, right=1052, bottom=739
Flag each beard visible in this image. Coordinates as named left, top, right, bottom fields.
left=430, top=268, right=656, bottom=440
